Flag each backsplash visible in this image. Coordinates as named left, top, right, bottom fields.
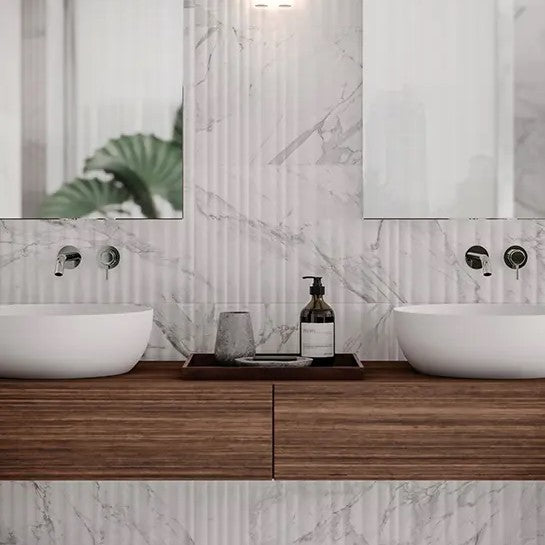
left=2, top=219, right=545, bottom=361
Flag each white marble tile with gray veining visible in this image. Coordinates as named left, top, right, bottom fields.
left=4, top=219, right=545, bottom=360
left=2, top=481, right=545, bottom=545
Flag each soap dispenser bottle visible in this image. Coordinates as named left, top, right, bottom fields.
left=300, top=276, right=335, bottom=365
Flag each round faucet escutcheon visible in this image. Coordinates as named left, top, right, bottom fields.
left=97, top=246, right=121, bottom=280
left=504, top=246, right=528, bottom=269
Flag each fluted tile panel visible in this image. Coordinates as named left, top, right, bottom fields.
left=2, top=219, right=545, bottom=360
left=1, top=481, right=544, bottom=544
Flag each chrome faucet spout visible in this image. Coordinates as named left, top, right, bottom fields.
left=54, top=254, right=67, bottom=277
left=54, top=246, right=81, bottom=277
left=480, top=254, right=492, bottom=277
left=465, top=246, right=492, bottom=277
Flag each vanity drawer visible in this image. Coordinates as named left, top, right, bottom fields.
left=0, top=375, right=273, bottom=480
left=273, top=381, right=545, bottom=480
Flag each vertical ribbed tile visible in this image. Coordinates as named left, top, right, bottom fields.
left=0, top=480, right=522, bottom=545
left=3, top=218, right=545, bottom=360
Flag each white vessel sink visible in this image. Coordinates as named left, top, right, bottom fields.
left=0, top=304, right=153, bottom=379
left=394, top=304, right=545, bottom=379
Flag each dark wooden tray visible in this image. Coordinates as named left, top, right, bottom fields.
left=180, top=353, right=364, bottom=381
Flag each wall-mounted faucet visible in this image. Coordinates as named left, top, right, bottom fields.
left=504, top=245, right=528, bottom=280
left=54, top=246, right=82, bottom=277
left=465, top=245, right=492, bottom=277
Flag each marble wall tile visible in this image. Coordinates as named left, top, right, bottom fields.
left=2, top=219, right=545, bottom=361
left=1, top=481, right=544, bottom=545
left=149, top=302, right=398, bottom=359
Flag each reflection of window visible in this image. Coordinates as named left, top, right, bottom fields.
left=68, top=0, right=183, bottom=178
left=0, top=0, right=22, bottom=217
left=14, top=0, right=182, bottom=217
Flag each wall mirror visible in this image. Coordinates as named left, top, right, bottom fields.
left=0, top=0, right=183, bottom=219
left=3, top=1, right=543, bottom=220
left=363, top=0, right=544, bottom=219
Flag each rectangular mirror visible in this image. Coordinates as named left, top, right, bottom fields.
left=363, top=0, right=544, bottom=219
left=0, top=0, right=183, bottom=219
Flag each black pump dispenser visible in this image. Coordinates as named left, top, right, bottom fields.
left=303, top=276, right=325, bottom=296
left=300, top=276, right=335, bottom=365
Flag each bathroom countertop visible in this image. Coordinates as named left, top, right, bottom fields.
left=119, top=359, right=545, bottom=383
left=2, top=359, right=545, bottom=385
left=0, top=359, right=508, bottom=384
left=0, top=360, right=435, bottom=386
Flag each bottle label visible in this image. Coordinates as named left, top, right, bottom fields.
left=301, top=323, right=334, bottom=358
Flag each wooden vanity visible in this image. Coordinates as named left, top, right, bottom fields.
left=1, top=361, right=545, bottom=480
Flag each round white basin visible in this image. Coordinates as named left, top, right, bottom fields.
left=0, top=304, right=153, bottom=379
left=394, top=304, right=545, bottom=379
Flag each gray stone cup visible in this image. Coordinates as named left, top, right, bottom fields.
left=214, top=311, right=256, bottom=363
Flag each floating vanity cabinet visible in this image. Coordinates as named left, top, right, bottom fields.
left=0, top=363, right=272, bottom=480
left=2, top=361, right=545, bottom=480
left=273, top=363, right=545, bottom=480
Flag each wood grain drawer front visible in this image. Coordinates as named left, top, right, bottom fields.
left=0, top=383, right=273, bottom=480
left=274, top=382, right=545, bottom=480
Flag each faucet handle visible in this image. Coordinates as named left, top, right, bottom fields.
left=504, top=245, right=528, bottom=280
left=465, top=245, right=492, bottom=277
left=97, top=246, right=120, bottom=280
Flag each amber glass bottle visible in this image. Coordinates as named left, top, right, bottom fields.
left=300, top=276, right=335, bottom=366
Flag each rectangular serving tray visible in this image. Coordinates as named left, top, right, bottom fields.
left=180, top=353, right=364, bottom=381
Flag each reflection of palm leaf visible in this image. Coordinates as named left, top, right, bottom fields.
left=39, top=178, right=129, bottom=218
left=37, top=102, right=184, bottom=219
left=173, top=102, right=183, bottom=148
left=84, top=134, right=182, bottom=218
